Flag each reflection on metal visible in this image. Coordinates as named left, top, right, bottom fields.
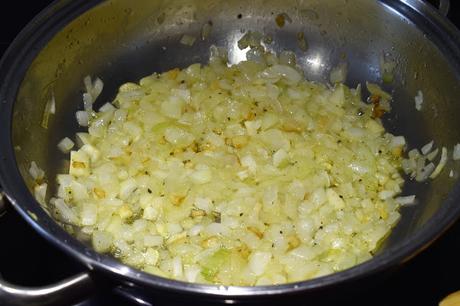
left=306, top=54, right=323, bottom=71
left=0, top=192, right=5, bottom=217
left=228, top=30, right=247, bottom=64
left=113, top=287, right=153, bottom=306
left=0, top=272, right=94, bottom=306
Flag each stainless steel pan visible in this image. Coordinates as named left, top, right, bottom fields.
left=1, top=0, right=459, bottom=305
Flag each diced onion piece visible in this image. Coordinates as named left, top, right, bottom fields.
left=330, top=62, right=347, bottom=84
left=80, top=144, right=100, bottom=162
left=421, top=140, right=434, bottom=155
left=180, top=34, right=196, bottom=46
left=83, top=93, right=93, bottom=111
left=34, top=183, right=47, bottom=205
left=69, top=150, right=90, bottom=177
left=190, top=168, right=212, bottom=184
left=390, top=136, right=406, bottom=148
left=53, top=198, right=78, bottom=224
left=81, top=202, right=97, bottom=226
left=241, top=155, right=257, bottom=174
left=41, top=95, right=56, bottom=129
left=119, top=178, right=138, bottom=200
left=430, top=147, right=448, bottom=179
left=29, top=161, right=45, bottom=181
left=57, top=137, right=75, bottom=153
left=261, top=64, right=302, bottom=85
left=416, top=162, right=435, bottom=182
left=76, top=111, right=89, bottom=127
left=453, top=143, right=460, bottom=161
left=273, top=149, right=288, bottom=167
left=92, top=77, right=104, bottom=101
left=164, top=127, right=194, bottom=147
left=248, top=252, right=271, bottom=276
left=427, top=148, right=439, bottom=161
left=92, top=231, right=113, bottom=253
left=395, top=195, right=416, bottom=206
left=366, top=82, right=392, bottom=101
left=414, top=90, right=423, bottom=111
left=99, top=102, right=116, bottom=113
left=380, top=55, right=395, bottom=84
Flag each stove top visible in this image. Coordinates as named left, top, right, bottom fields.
left=1, top=1, right=460, bottom=305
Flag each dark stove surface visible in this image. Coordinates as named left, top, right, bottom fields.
left=1, top=1, right=460, bottom=306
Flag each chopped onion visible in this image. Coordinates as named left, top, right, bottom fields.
left=29, top=161, right=45, bottom=181
left=50, top=45, right=407, bottom=286
left=421, top=140, right=434, bottom=155
left=379, top=54, right=395, bottom=84
left=260, top=64, right=302, bottom=85
left=92, top=78, right=104, bottom=100
left=415, top=90, right=423, bottom=111
left=41, top=95, right=56, bottom=129
left=395, top=195, right=416, bottom=206
left=416, top=162, right=435, bottom=182
left=180, top=34, right=196, bottom=46
left=76, top=111, right=89, bottom=127
left=57, top=137, right=75, bottom=153
left=330, top=62, right=347, bottom=84
left=427, top=148, right=439, bottom=161
left=453, top=143, right=460, bottom=161
left=53, top=198, right=78, bottom=224
left=34, top=183, right=47, bottom=205
left=390, top=136, right=406, bottom=148
left=366, top=82, right=392, bottom=101
left=430, top=147, right=448, bottom=179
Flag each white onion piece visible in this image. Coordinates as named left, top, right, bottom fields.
left=421, top=141, right=434, bottom=155
left=366, top=82, right=392, bottom=101
left=330, top=62, right=347, bottom=84
left=390, top=136, right=406, bottom=148
left=415, top=90, right=423, bottom=111
left=76, top=111, right=89, bottom=127
left=57, top=137, right=75, bottom=153
left=41, top=95, right=56, bottom=129
left=261, top=64, right=302, bottom=85
left=83, top=93, right=93, bottom=111
left=416, top=162, right=435, bottom=182
left=430, top=147, right=448, bottom=179
left=34, top=183, right=47, bottom=205
left=453, top=143, right=460, bottom=161
left=427, top=148, right=439, bottom=161
left=395, top=195, right=416, bottom=206
left=53, top=198, right=78, bottom=224
left=92, top=77, right=104, bottom=101
left=29, top=161, right=45, bottom=181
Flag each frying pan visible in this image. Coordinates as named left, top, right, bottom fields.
left=0, top=0, right=460, bottom=305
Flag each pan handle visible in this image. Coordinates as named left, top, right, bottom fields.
left=0, top=272, right=95, bottom=306
left=0, top=190, right=96, bottom=306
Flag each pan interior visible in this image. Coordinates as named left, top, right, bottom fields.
left=11, top=0, right=460, bottom=274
